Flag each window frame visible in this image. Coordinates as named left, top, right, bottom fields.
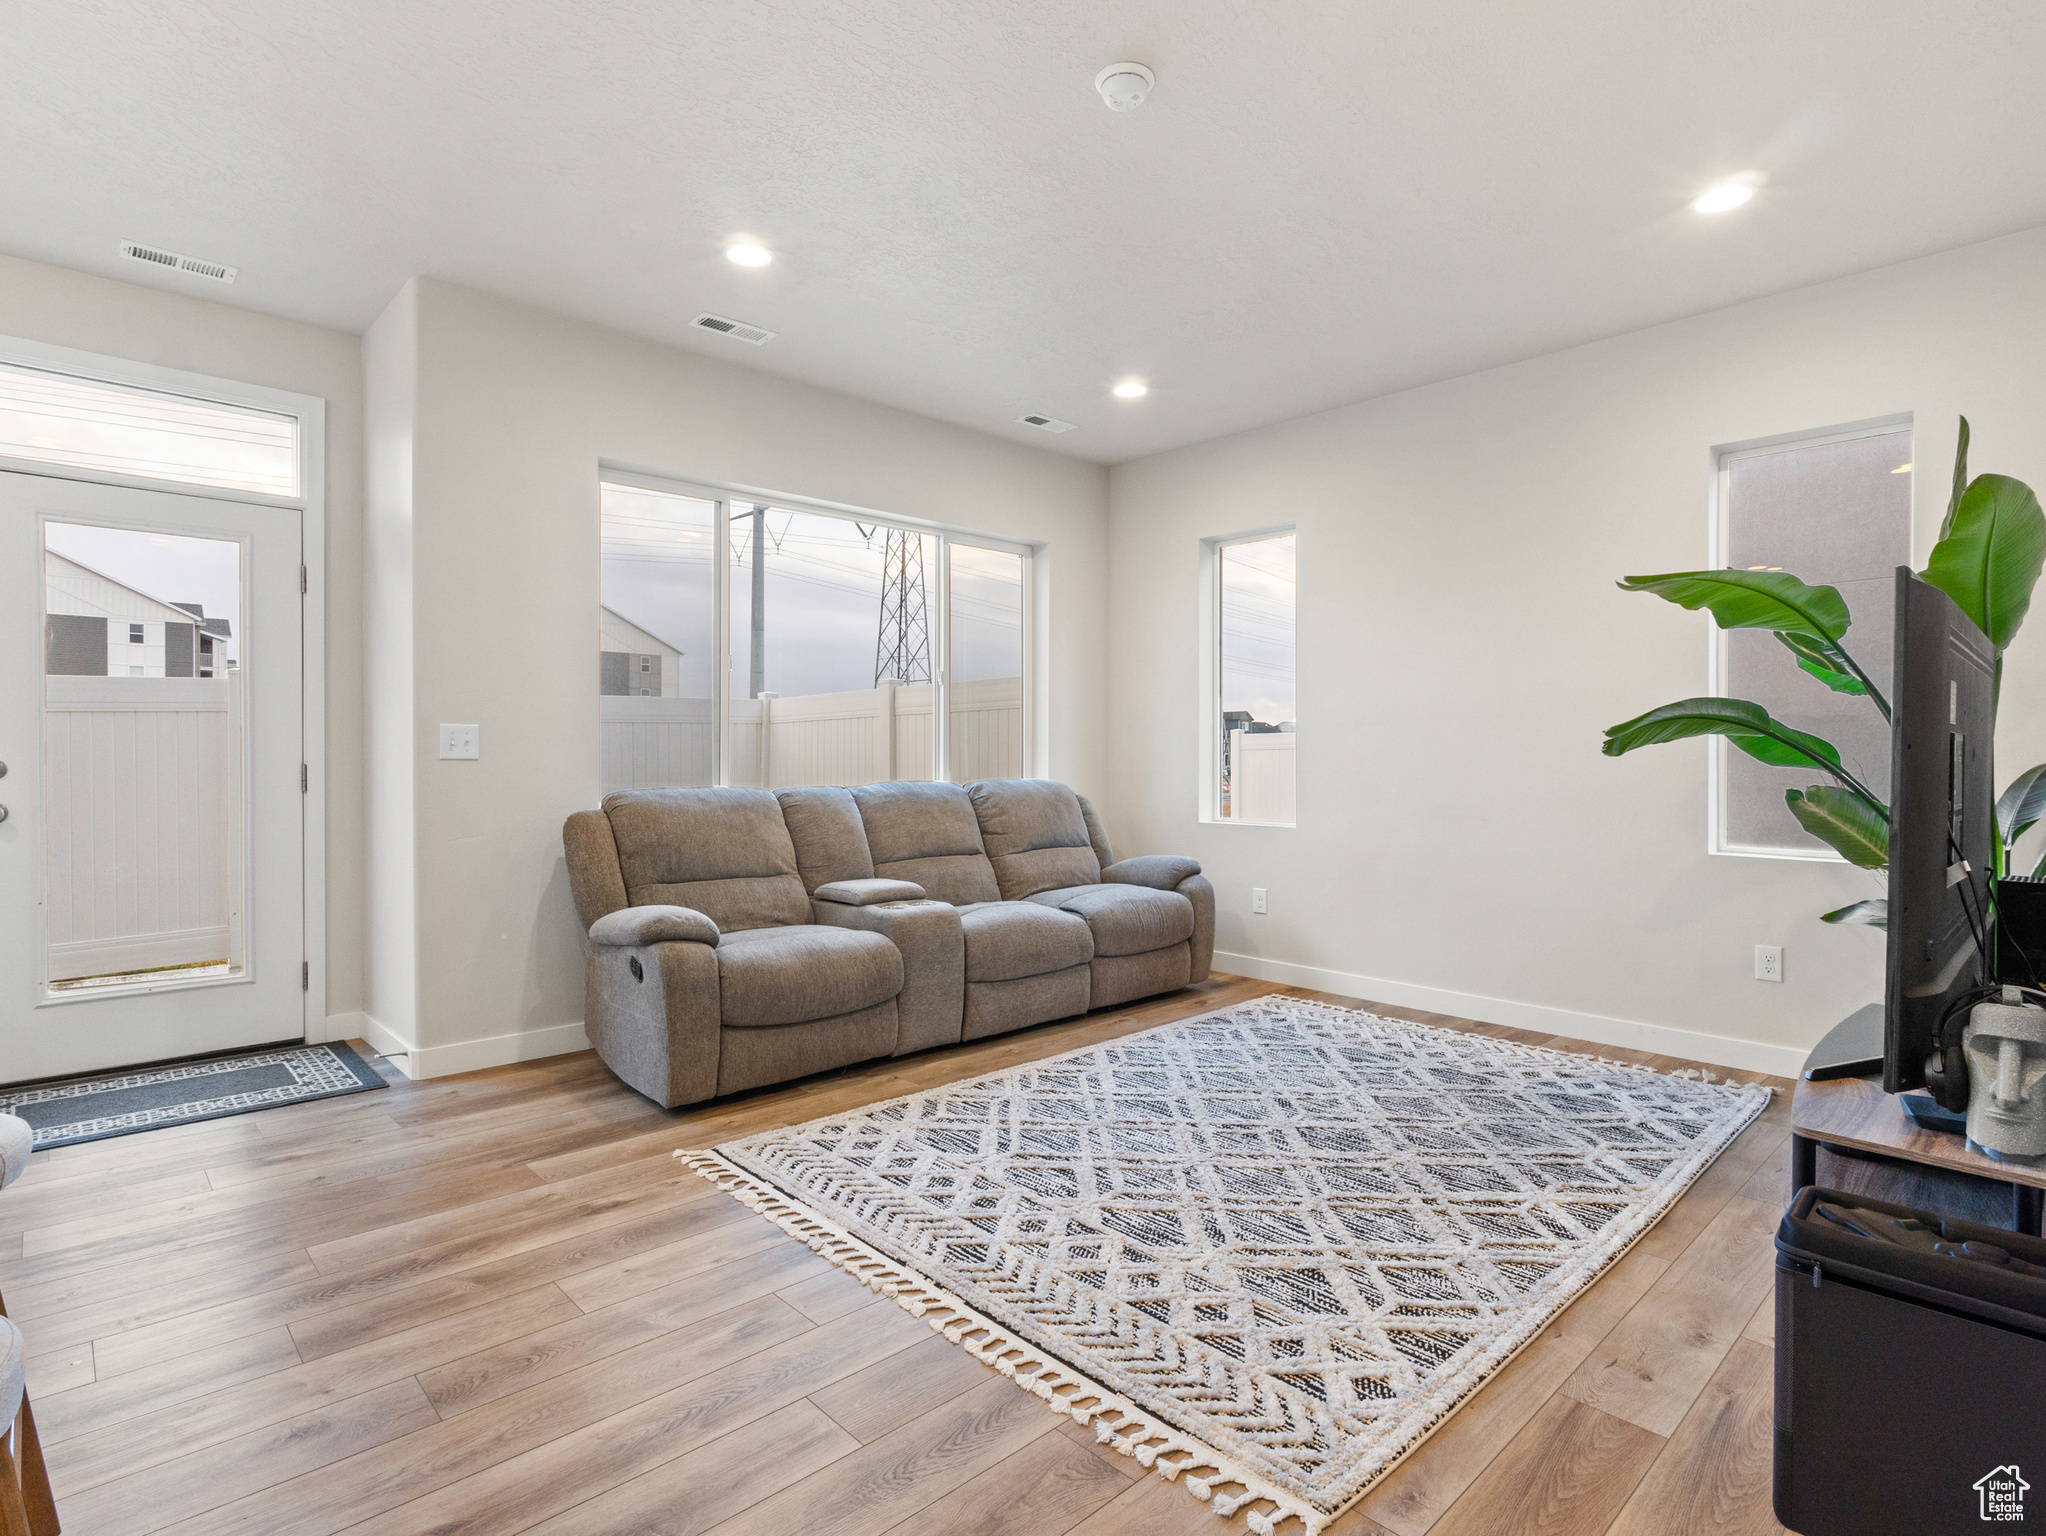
left=1706, top=414, right=1912, bottom=861
left=598, top=466, right=1037, bottom=787
left=1199, top=523, right=1297, bottom=827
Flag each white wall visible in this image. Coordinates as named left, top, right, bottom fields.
left=368, top=278, right=1108, bottom=1075
left=0, top=253, right=368, bottom=1028
left=1107, top=226, right=2046, bottom=1077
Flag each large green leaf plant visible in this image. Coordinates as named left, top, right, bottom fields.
left=1604, top=419, right=2046, bottom=928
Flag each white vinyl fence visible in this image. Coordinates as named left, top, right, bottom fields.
left=43, top=675, right=242, bottom=982
left=601, top=676, right=1022, bottom=795
left=1229, top=729, right=1297, bottom=824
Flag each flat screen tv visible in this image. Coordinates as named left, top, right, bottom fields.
left=1884, top=567, right=1997, bottom=1103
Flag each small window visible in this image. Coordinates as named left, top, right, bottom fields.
left=1714, top=424, right=1911, bottom=857
left=128, top=665, right=143, bottom=676
left=1210, top=530, right=1296, bottom=823
left=128, top=623, right=145, bottom=643
left=638, top=656, right=651, bottom=673
left=0, top=361, right=297, bottom=497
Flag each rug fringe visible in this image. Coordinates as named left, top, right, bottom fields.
left=675, top=1148, right=1327, bottom=1536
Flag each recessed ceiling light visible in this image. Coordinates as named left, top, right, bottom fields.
left=1692, top=182, right=1755, bottom=214
left=725, top=241, right=773, bottom=267
left=1112, top=379, right=1148, bottom=399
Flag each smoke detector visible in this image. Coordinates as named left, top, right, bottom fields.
left=1094, top=62, right=1154, bottom=112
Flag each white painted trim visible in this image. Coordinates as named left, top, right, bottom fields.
left=358, top=1012, right=417, bottom=1074
left=312, top=1009, right=366, bottom=1046
left=1214, top=949, right=1811, bottom=1078
left=364, top=1019, right=592, bottom=1082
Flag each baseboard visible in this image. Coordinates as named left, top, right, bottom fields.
left=357, top=1012, right=419, bottom=1076
left=1214, top=950, right=1811, bottom=1078
left=395, top=1020, right=592, bottom=1081
left=311, top=1009, right=367, bottom=1047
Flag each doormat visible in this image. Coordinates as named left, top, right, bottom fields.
left=0, top=1042, right=388, bottom=1150
left=681, top=996, right=1772, bottom=1535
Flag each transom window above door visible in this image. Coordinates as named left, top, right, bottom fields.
left=598, top=476, right=1033, bottom=795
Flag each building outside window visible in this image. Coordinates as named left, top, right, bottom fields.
left=1211, top=529, right=1296, bottom=824
left=1713, top=422, right=1911, bottom=857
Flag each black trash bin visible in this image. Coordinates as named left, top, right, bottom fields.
left=1775, top=1186, right=2046, bottom=1535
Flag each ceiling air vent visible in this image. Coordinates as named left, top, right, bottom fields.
left=121, top=241, right=237, bottom=283
left=692, top=312, right=775, bottom=345
left=1018, top=414, right=1077, bottom=433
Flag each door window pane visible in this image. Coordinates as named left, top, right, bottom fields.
left=1721, top=430, right=1910, bottom=854
left=0, top=362, right=296, bottom=497
left=43, top=522, right=244, bottom=988
left=948, top=544, right=1024, bottom=783
left=729, top=506, right=938, bottom=788
left=599, top=483, right=716, bottom=793
left=1218, top=532, right=1296, bottom=822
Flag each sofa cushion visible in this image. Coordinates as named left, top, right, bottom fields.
left=851, top=781, right=1002, bottom=906
left=778, top=786, right=876, bottom=891
left=1024, top=883, right=1195, bottom=957
left=955, top=901, right=1093, bottom=983
left=604, top=787, right=809, bottom=932
left=966, top=780, right=1102, bottom=900
left=714, top=924, right=903, bottom=1027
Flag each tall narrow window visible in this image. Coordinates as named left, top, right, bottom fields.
left=948, top=543, right=1024, bottom=783
left=1716, top=425, right=1911, bottom=856
left=1215, top=531, right=1296, bottom=823
left=729, top=506, right=940, bottom=789
left=599, top=482, right=717, bottom=794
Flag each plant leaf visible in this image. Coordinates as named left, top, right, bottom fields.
left=1786, top=786, right=1891, bottom=868
left=1604, top=696, right=1857, bottom=775
left=1941, top=416, right=1970, bottom=543
left=1777, top=631, right=1868, bottom=695
left=1617, top=569, right=1851, bottom=643
left=2000, top=763, right=2046, bottom=850
left=1822, top=899, right=1889, bottom=929
left=1921, top=472, right=2046, bottom=652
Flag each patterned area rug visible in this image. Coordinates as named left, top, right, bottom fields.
left=0, top=1042, right=387, bottom=1149
left=683, top=997, right=1771, bottom=1535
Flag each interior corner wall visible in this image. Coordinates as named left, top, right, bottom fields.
left=1105, top=225, right=2046, bottom=1078
left=0, top=253, right=370, bottom=1032
left=372, top=277, right=1108, bottom=1076
left=362, top=280, right=419, bottom=1057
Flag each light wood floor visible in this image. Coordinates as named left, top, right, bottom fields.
left=0, top=976, right=1796, bottom=1536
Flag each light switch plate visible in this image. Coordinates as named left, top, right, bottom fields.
left=439, top=724, right=479, bottom=760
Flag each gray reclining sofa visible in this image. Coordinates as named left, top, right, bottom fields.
left=562, top=778, right=1215, bottom=1106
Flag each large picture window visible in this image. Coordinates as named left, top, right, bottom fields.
left=599, top=476, right=1030, bottom=795
left=1713, top=422, right=1911, bottom=857
left=1209, top=529, right=1296, bottom=823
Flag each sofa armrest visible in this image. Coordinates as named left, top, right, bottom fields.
left=813, top=878, right=927, bottom=906
left=811, top=898, right=964, bottom=1057
left=588, top=905, right=720, bottom=948
left=1101, top=855, right=1202, bottom=891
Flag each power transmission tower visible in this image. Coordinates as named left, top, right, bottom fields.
left=873, top=529, right=932, bottom=686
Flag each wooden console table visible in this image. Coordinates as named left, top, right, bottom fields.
left=1791, top=1070, right=2046, bottom=1236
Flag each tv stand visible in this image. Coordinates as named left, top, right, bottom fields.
left=1791, top=1011, right=2046, bottom=1237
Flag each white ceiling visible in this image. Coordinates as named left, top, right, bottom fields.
left=7, top=1, right=2046, bottom=463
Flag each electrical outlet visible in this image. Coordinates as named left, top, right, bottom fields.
left=1251, top=887, right=1268, bottom=915
left=439, top=724, right=479, bottom=760
left=1755, top=944, right=1784, bottom=983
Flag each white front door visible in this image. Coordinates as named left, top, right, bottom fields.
left=0, top=471, right=305, bottom=1082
